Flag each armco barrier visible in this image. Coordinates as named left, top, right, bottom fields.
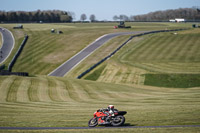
left=0, top=70, right=28, bottom=76
left=0, top=64, right=5, bottom=71
left=77, top=29, right=185, bottom=79
left=8, top=35, right=28, bottom=72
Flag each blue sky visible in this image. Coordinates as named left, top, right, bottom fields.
left=1, top=0, right=200, bottom=21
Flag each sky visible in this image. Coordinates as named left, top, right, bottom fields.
left=1, top=0, right=200, bottom=21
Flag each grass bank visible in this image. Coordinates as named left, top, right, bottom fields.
left=0, top=23, right=199, bottom=133
left=81, top=27, right=200, bottom=88
left=84, top=64, right=106, bottom=81
left=0, top=75, right=199, bottom=132
left=144, top=74, right=200, bottom=88
left=0, top=22, right=192, bottom=76
left=0, top=23, right=131, bottom=74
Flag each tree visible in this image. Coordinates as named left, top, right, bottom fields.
left=122, top=15, right=129, bottom=21
left=0, top=10, right=73, bottom=23
left=119, top=15, right=124, bottom=21
left=60, top=15, right=68, bottom=22
left=113, top=15, right=119, bottom=21
left=68, top=12, right=76, bottom=21
left=90, top=14, right=96, bottom=22
left=80, top=14, right=87, bottom=22
left=119, top=15, right=129, bottom=21
left=132, top=8, right=200, bottom=21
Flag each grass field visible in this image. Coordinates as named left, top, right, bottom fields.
left=144, top=74, right=200, bottom=88
left=0, top=75, right=200, bottom=133
left=0, top=23, right=132, bottom=75
left=81, top=27, right=200, bottom=88
left=0, top=22, right=200, bottom=132
left=120, top=29, right=200, bottom=73
left=0, top=22, right=192, bottom=75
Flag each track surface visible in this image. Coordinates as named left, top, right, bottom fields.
left=48, top=31, right=148, bottom=77
left=0, top=125, right=200, bottom=130
left=0, top=28, right=14, bottom=64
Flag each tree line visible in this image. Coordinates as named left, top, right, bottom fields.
left=0, top=10, right=73, bottom=23
left=1, top=8, right=199, bottom=23
left=113, top=8, right=200, bottom=21
left=80, top=14, right=96, bottom=22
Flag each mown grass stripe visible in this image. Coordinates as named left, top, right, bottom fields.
left=27, top=38, right=58, bottom=55
left=186, top=35, right=200, bottom=61
left=160, top=39, right=178, bottom=60
left=17, top=77, right=31, bottom=102
left=59, top=80, right=77, bottom=102
left=37, top=77, right=52, bottom=102
left=132, top=37, right=157, bottom=60
left=54, top=79, right=71, bottom=102
left=144, top=35, right=170, bottom=61
left=47, top=78, right=62, bottom=102
left=139, top=62, right=200, bottom=74
left=17, top=39, right=63, bottom=72
left=70, top=80, right=91, bottom=101
left=64, top=80, right=81, bottom=102
left=6, top=78, right=22, bottom=102
left=73, top=81, right=100, bottom=100
left=128, top=38, right=153, bottom=60
left=153, top=35, right=176, bottom=61
left=0, top=77, right=4, bottom=85
left=164, top=35, right=182, bottom=61
left=19, top=35, right=50, bottom=54
left=15, top=37, right=57, bottom=64
left=175, top=35, right=191, bottom=61
left=28, top=78, right=40, bottom=102
left=12, top=35, right=59, bottom=74
left=0, top=77, right=15, bottom=102
left=94, top=85, right=118, bottom=100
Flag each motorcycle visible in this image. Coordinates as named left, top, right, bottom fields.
left=88, top=108, right=127, bottom=127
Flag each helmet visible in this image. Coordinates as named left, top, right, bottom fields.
left=108, top=105, right=114, bottom=110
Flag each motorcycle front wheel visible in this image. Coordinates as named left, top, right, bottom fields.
left=88, top=118, right=98, bottom=127
left=111, top=115, right=125, bottom=126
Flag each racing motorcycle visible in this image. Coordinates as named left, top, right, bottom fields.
left=88, top=108, right=127, bottom=127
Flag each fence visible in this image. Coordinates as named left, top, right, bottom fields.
left=0, top=64, right=5, bottom=71
left=0, top=70, right=28, bottom=76
left=77, top=29, right=185, bottom=79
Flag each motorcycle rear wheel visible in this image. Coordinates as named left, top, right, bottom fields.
left=111, top=115, right=125, bottom=126
left=88, top=118, right=98, bottom=127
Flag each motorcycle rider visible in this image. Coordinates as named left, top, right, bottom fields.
left=88, top=105, right=126, bottom=127
left=107, top=105, right=115, bottom=116
left=100, top=105, right=116, bottom=125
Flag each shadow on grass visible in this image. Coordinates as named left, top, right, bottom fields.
left=102, top=123, right=136, bottom=127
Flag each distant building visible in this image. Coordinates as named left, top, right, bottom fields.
left=175, top=18, right=185, bottom=22
left=169, top=18, right=185, bottom=23
left=169, top=19, right=176, bottom=22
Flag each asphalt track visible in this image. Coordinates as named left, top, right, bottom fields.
left=0, top=125, right=200, bottom=130
left=0, top=27, right=15, bottom=64
left=48, top=31, right=148, bottom=77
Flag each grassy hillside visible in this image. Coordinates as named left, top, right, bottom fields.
left=0, top=23, right=122, bottom=74
left=0, top=23, right=136, bottom=75
left=0, top=22, right=192, bottom=76
left=0, top=75, right=199, bottom=132
left=0, top=23, right=199, bottom=132
left=81, top=28, right=200, bottom=87
left=145, top=74, right=200, bottom=88
left=120, top=29, right=200, bottom=73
